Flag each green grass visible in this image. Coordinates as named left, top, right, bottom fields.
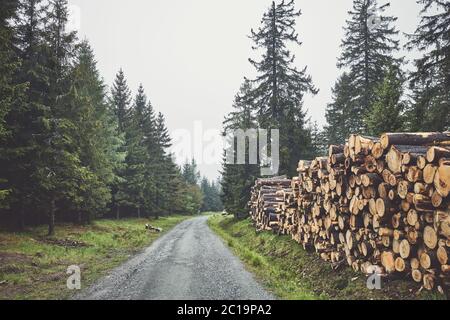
left=0, top=215, right=190, bottom=300
left=208, top=214, right=446, bottom=300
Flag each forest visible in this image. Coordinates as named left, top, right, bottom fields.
left=221, top=0, right=449, bottom=217
left=0, top=0, right=222, bottom=234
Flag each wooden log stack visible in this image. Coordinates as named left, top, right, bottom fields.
left=249, top=132, right=450, bottom=292
left=249, top=177, right=293, bottom=233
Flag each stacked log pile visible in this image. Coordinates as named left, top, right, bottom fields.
left=249, top=177, right=292, bottom=233
left=249, top=132, right=450, bottom=292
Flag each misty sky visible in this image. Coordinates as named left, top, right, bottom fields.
left=69, top=0, right=423, bottom=180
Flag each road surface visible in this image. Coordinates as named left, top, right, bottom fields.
left=76, top=216, right=274, bottom=300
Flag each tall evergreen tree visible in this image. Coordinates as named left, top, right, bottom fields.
left=110, top=69, right=131, bottom=133
left=324, top=72, right=355, bottom=145
left=37, top=0, right=82, bottom=235
left=406, top=0, right=450, bottom=131
left=109, top=69, right=132, bottom=219
left=201, top=177, right=223, bottom=212
left=123, top=84, right=152, bottom=218
left=181, top=158, right=200, bottom=185
left=338, top=0, right=401, bottom=133
left=247, top=0, right=317, bottom=176
left=366, top=64, right=405, bottom=136
left=221, top=81, right=259, bottom=217
left=0, top=0, right=48, bottom=228
left=0, top=0, right=22, bottom=209
left=67, top=41, right=121, bottom=222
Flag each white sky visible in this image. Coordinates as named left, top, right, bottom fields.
left=69, top=0, right=423, bottom=180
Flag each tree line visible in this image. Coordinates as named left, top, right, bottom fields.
left=0, top=0, right=222, bottom=234
left=221, top=0, right=449, bottom=217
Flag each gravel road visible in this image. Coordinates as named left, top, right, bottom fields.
left=76, top=216, right=275, bottom=300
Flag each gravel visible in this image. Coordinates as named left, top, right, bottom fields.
left=75, top=216, right=275, bottom=300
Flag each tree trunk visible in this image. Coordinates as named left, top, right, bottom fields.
left=380, top=132, right=450, bottom=150
left=116, top=205, right=120, bottom=220
left=48, top=199, right=56, bottom=236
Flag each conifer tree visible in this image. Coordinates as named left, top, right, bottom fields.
left=124, top=85, right=152, bottom=218
left=221, top=81, right=259, bottom=217
left=110, top=69, right=132, bottom=133
left=109, top=69, right=132, bottom=219
left=338, top=0, right=401, bottom=133
left=68, top=41, right=121, bottom=222
left=0, top=0, right=22, bottom=210
left=366, top=64, right=405, bottom=136
left=247, top=0, right=317, bottom=176
left=0, top=0, right=48, bottom=228
left=406, top=0, right=450, bottom=131
left=38, top=0, right=82, bottom=235
left=324, top=72, right=355, bottom=145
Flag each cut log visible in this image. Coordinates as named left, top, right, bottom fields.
left=434, top=159, right=450, bottom=197
left=423, top=226, right=438, bottom=250
left=437, top=246, right=449, bottom=265
left=399, top=239, right=412, bottom=259
left=423, top=164, right=437, bottom=185
left=423, top=273, right=436, bottom=291
left=386, top=145, right=429, bottom=174
left=434, top=210, right=450, bottom=239
left=427, top=146, right=450, bottom=163
left=412, top=269, right=422, bottom=283
left=381, top=251, right=396, bottom=273
left=380, top=132, right=450, bottom=150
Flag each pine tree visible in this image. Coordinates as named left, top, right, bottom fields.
left=153, top=112, right=173, bottom=217
left=124, top=84, right=152, bottom=218
left=310, top=121, right=327, bottom=156
left=67, top=41, right=121, bottom=223
left=366, top=64, right=405, bottom=136
left=200, top=177, right=223, bottom=212
left=247, top=0, right=317, bottom=176
left=324, top=72, right=355, bottom=145
left=181, top=158, right=200, bottom=185
left=0, top=0, right=23, bottom=210
left=180, top=159, right=203, bottom=215
left=406, top=0, right=450, bottom=131
left=109, top=69, right=132, bottom=219
left=0, top=0, right=49, bottom=228
left=110, top=69, right=132, bottom=133
left=221, top=81, right=259, bottom=217
left=38, top=0, right=82, bottom=235
left=338, top=0, right=401, bottom=133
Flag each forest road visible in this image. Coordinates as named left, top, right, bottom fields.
left=75, top=215, right=275, bottom=300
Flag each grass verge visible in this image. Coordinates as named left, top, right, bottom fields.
left=0, top=215, right=190, bottom=300
left=208, top=214, right=445, bottom=300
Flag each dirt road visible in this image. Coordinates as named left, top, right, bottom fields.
left=76, top=216, right=274, bottom=300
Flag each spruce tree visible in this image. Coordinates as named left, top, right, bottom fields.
left=109, top=69, right=132, bottom=219
left=68, top=41, right=121, bottom=222
left=153, top=112, right=173, bottom=217
left=324, top=72, right=355, bottom=145
left=247, top=0, right=317, bottom=176
left=0, top=0, right=22, bottom=210
left=1, top=0, right=48, bottom=228
left=366, top=64, right=405, bottom=136
left=124, top=84, right=152, bottom=217
left=338, top=0, right=400, bottom=133
left=38, top=0, right=82, bottom=235
left=406, top=0, right=450, bottom=131
left=110, top=69, right=132, bottom=133
left=221, top=81, right=259, bottom=217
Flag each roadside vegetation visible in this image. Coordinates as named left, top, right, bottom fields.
left=0, top=216, right=189, bottom=300
left=208, top=214, right=444, bottom=300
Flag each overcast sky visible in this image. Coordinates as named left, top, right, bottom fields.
left=69, top=0, right=422, bottom=180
